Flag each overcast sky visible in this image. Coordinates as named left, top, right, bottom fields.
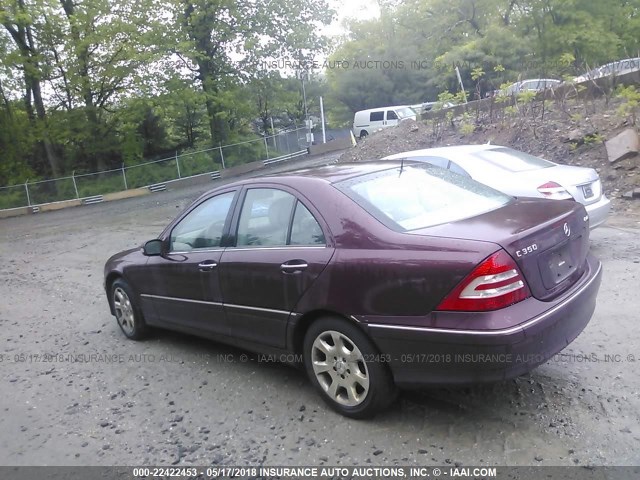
left=325, top=0, right=381, bottom=37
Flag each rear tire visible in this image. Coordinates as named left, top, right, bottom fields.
left=110, top=278, right=149, bottom=340
left=303, top=317, right=396, bottom=418
left=359, top=130, right=369, bottom=139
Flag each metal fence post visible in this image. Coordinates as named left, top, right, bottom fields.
left=264, top=136, right=269, bottom=159
left=175, top=151, right=181, bottom=179
left=270, top=117, right=277, bottom=151
left=219, top=144, right=225, bottom=169
left=24, top=180, right=31, bottom=207
left=71, top=171, right=80, bottom=198
left=122, top=164, right=128, bottom=190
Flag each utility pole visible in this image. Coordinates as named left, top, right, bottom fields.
left=270, top=116, right=276, bottom=151
left=300, top=70, right=312, bottom=147
left=319, top=96, right=326, bottom=144
left=455, top=66, right=468, bottom=103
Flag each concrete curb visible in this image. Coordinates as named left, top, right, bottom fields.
left=0, top=187, right=153, bottom=219
left=103, top=188, right=151, bottom=202
left=0, top=206, right=32, bottom=219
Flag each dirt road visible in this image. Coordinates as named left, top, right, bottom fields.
left=1, top=158, right=639, bottom=467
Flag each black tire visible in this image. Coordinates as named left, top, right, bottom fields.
left=303, top=317, right=397, bottom=418
left=359, top=130, right=369, bottom=139
left=110, top=278, right=149, bottom=340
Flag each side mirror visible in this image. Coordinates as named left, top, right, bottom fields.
left=143, top=239, right=163, bottom=256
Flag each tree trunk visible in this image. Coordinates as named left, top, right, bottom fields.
left=60, top=0, right=104, bottom=172
left=199, top=66, right=229, bottom=145
left=0, top=79, right=11, bottom=116
left=2, top=11, right=62, bottom=178
left=182, top=1, right=230, bottom=147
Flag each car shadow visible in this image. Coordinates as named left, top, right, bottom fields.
left=149, top=327, right=309, bottom=377
left=146, top=328, right=572, bottom=425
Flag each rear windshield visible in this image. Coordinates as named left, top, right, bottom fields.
left=336, top=164, right=512, bottom=231
left=473, top=147, right=555, bottom=172
left=396, top=107, right=416, bottom=118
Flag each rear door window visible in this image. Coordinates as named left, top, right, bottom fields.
left=234, top=188, right=326, bottom=247
left=236, top=189, right=295, bottom=246
left=369, top=111, right=384, bottom=122
left=290, top=202, right=326, bottom=245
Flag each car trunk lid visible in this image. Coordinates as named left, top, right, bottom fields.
left=410, top=198, right=590, bottom=301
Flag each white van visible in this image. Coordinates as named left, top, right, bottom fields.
left=352, top=105, right=417, bottom=138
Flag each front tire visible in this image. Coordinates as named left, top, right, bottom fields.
left=303, top=317, right=396, bottom=418
left=110, top=278, right=148, bottom=340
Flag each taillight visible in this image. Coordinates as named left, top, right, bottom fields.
left=537, top=181, right=573, bottom=200
left=436, top=250, right=531, bottom=312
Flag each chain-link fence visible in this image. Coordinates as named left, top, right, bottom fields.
left=0, top=184, right=30, bottom=209
left=74, top=168, right=127, bottom=198
left=27, top=177, right=77, bottom=205
left=0, top=127, right=308, bottom=210
left=125, top=157, right=180, bottom=190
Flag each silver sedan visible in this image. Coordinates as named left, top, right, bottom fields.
left=384, top=145, right=610, bottom=229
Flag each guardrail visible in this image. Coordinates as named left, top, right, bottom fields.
left=263, top=149, right=307, bottom=165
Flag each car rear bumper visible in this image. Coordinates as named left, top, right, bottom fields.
left=585, top=195, right=610, bottom=229
left=366, top=254, right=602, bottom=387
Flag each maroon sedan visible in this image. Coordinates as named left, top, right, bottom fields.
left=104, top=161, right=602, bottom=418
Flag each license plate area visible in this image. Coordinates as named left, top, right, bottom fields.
left=538, top=238, right=580, bottom=289
left=582, top=184, right=594, bottom=199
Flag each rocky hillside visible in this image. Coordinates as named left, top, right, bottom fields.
left=339, top=96, right=640, bottom=223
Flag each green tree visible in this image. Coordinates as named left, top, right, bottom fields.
left=325, top=17, right=432, bottom=113
left=159, top=77, right=208, bottom=149
left=42, top=0, right=164, bottom=171
left=172, top=0, right=334, bottom=147
left=248, top=71, right=288, bottom=136
left=327, top=0, right=640, bottom=114
left=1, top=0, right=61, bottom=177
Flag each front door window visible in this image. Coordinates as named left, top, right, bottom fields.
left=170, top=192, right=235, bottom=251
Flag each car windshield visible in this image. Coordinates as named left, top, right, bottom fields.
left=336, top=164, right=512, bottom=231
left=396, top=107, right=416, bottom=118
left=472, top=147, right=555, bottom=172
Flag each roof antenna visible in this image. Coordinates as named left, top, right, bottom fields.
left=399, top=157, right=404, bottom=176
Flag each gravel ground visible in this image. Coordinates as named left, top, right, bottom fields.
left=0, top=153, right=639, bottom=467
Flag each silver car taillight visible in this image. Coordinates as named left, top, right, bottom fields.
left=537, top=181, right=573, bottom=200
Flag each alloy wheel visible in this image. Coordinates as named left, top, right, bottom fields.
left=113, top=287, right=135, bottom=336
left=310, top=330, right=370, bottom=406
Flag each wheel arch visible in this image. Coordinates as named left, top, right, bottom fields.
left=105, top=271, right=123, bottom=315
left=290, top=309, right=371, bottom=357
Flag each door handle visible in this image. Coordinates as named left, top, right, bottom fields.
left=198, top=261, right=218, bottom=272
left=280, top=261, right=308, bottom=273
